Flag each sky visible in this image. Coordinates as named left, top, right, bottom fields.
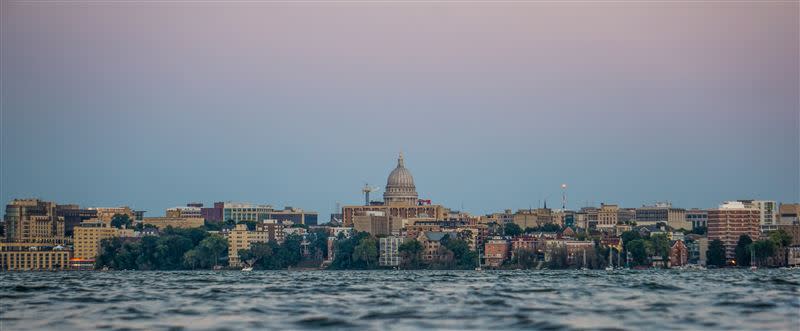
left=1, top=1, right=798, bottom=219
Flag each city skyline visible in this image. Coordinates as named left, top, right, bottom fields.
left=2, top=2, right=798, bottom=218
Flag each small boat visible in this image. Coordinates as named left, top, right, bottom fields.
left=242, top=266, right=253, bottom=272
left=605, top=266, right=614, bottom=271
left=750, top=265, right=757, bottom=271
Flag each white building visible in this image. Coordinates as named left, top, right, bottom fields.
left=737, top=200, right=778, bottom=232
left=379, top=236, right=406, bottom=267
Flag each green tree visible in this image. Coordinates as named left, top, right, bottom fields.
left=620, top=231, right=642, bottom=252
left=650, top=234, right=670, bottom=261
left=769, top=229, right=793, bottom=247
left=443, top=238, right=477, bottom=269
left=203, top=221, right=222, bottom=231
left=546, top=244, right=569, bottom=269
left=504, top=223, right=523, bottom=236
left=398, top=239, right=424, bottom=269
left=110, top=214, right=132, bottom=229
left=768, top=229, right=793, bottom=267
left=185, top=234, right=228, bottom=268
left=751, top=240, right=776, bottom=267
left=707, top=239, right=726, bottom=267
left=330, top=232, right=371, bottom=269
left=513, top=249, right=538, bottom=269
left=734, top=234, right=753, bottom=267
left=627, top=239, right=649, bottom=266
left=352, top=237, right=379, bottom=269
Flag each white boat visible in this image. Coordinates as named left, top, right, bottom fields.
left=242, top=266, right=253, bottom=272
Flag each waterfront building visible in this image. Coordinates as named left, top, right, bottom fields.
left=379, top=236, right=406, bottom=267
left=787, top=247, right=800, bottom=267
left=0, top=243, right=71, bottom=271
left=4, top=199, right=67, bottom=244
left=707, top=201, right=760, bottom=260
left=511, top=236, right=540, bottom=257
left=669, top=240, right=688, bottom=267
left=685, top=209, right=708, bottom=230
left=142, top=217, right=204, bottom=230
left=484, top=237, right=509, bottom=268
left=635, top=203, right=689, bottom=230
left=417, top=231, right=449, bottom=262
left=73, top=219, right=120, bottom=261
left=226, top=224, right=268, bottom=267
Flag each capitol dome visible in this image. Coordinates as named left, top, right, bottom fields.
left=383, top=153, right=419, bottom=205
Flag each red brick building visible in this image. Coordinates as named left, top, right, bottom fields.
left=484, top=238, right=509, bottom=267
left=669, top=240, right=688, bottom=267
left=708, top=202, right=760, bottom=260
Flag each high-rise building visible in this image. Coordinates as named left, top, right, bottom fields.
left=4, top=199, right=67, bottom=244
left=707, top=201, right=760, bottom=261
left=225, top=224, right=268, bottom=267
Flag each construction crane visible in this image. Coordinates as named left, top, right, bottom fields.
left=361, top=183, right=381, bottom=206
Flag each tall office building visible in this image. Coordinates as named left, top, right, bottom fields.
left=4, top=199, right=67, bottom=244
left=707, top=201, right=760, bottom=261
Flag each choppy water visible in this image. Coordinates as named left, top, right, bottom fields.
left=1, top=270, right=798, bottom=330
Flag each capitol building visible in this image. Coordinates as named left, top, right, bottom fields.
left=383, top=153, right=419, bottom=205
left=341, top=153, right=445, bottom=227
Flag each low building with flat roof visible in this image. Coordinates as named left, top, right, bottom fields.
left=142, top=217, right=204, bottom=230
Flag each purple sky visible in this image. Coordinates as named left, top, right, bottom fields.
left=2, top=1, right=798, bottom=218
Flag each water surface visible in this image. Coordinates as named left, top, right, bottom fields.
left=1, top=270, right=798, bottom=330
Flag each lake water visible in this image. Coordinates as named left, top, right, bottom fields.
left=1, top=269, right=798, bottom=330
